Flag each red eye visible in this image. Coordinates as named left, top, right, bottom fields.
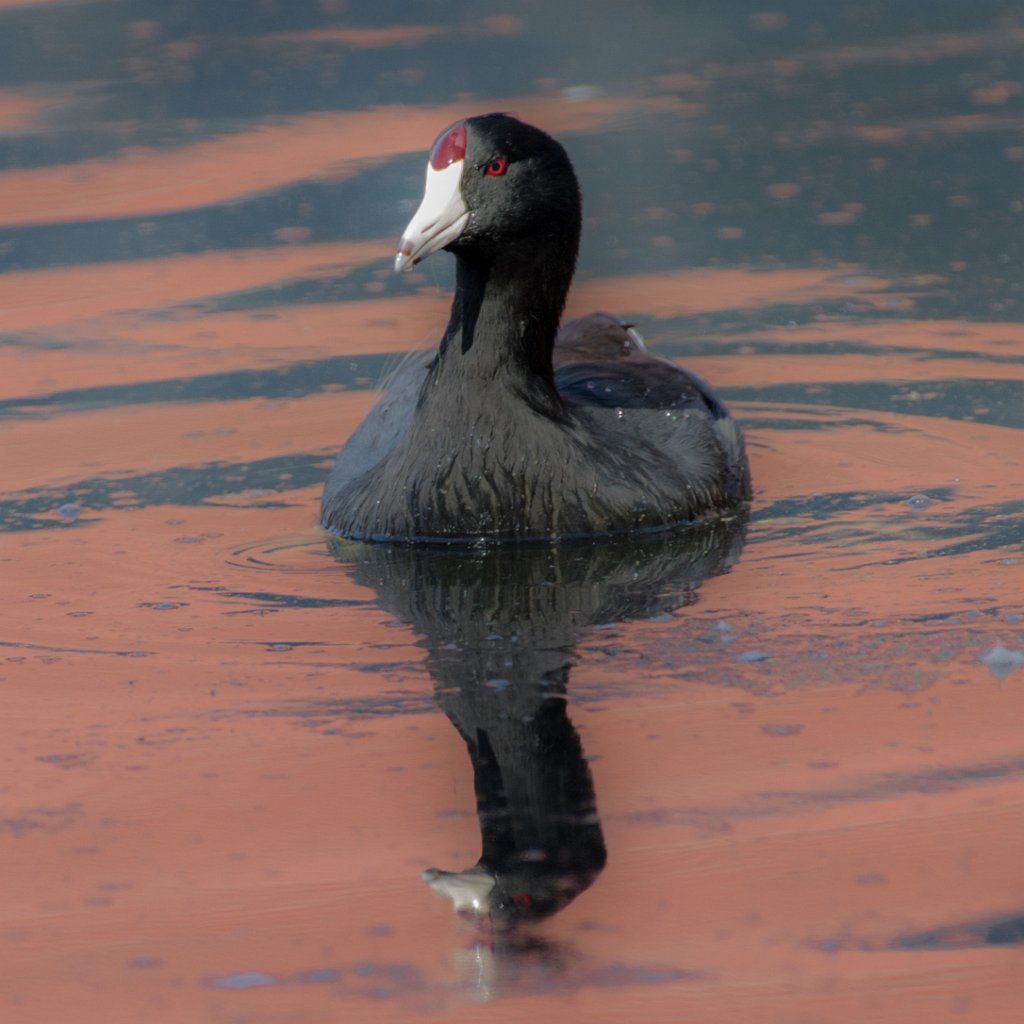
left=485, top=158, right=507, bottom=177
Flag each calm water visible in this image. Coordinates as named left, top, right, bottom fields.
left=2, top=2, right=1023, bottom=1022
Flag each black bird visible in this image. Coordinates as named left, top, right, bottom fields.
left=321, top=113, right=751, bottom=542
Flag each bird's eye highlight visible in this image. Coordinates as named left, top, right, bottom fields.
left=485, top=158, right=508, bottom=177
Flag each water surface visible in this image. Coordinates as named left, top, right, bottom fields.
left=2, top=2, right=1022, bottom=1022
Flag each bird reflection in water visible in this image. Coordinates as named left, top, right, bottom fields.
left=330, top=517, right=746, bottom=995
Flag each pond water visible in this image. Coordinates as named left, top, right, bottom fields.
left=2, top=1, right=1023, bottom=1021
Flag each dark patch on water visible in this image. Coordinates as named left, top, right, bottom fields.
left=842, top=499, right=1024, bottom=564
left=0, top=802, right=83, bottom=838
left=726, top=379, right=1024, bottom=429
left=207, top=971, right=279, bottom=990
left=217, top=693, right=438, bottom=723
left=893, top=912, right=1024, bottom=949
left=754, top=488, right=957, bottom=523
left=622, top=754, right=1024, bottom=828
left=202, top=950, right=689, bottom=999
left=743, top=415, right=908, bottom=432
left=0, top=452, right=328, bottom=532
left=644, top=314, right=1024, bottom=367
left=0, top=168, right=416, bottom=272
left=180, top=258, right=414, bottom=313
left=0, top=357, right=394, bottom=419
left=0, top=639, right=152, bottom=657
left=186, top=584, right=366, bottom=610
left=205, top=959, right=427, bottom=996
left=755, top=492, right=1023, bottom=563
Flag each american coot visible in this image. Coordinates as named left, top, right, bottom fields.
left=321, top=113, right=751, bottom=543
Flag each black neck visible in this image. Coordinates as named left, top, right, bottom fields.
left=433, top=234, right=577, bottom=390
